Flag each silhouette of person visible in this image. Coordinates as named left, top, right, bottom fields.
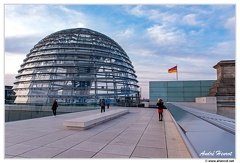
left=106, top=98, right=110, bottom=109
left=100, top=98, right=106, bottom=113
left=51, top=98, right=58, bottom=116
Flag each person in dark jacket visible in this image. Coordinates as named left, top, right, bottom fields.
left=157, top=99, right=164, bottom=121
left=51, top=98, right=58, bottom=116
left=100, top=98, right=106, bottom=113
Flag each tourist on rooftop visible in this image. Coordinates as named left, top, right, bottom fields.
left=51, top=98, right=58, bottom=116
left=157, top=99, right=164, bottom=121
left=106, top=98, right=110, bottom=109
left=100, top=98, right=106, bottom=113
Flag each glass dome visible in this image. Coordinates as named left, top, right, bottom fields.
left=13, top=28, right=139, bottom=104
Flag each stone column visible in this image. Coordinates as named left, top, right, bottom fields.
left=208, top=60, right=235, bottom=96
left=208, top=60, right=235, bottom=119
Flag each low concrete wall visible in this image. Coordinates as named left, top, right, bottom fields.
left=141, top=102, right=149, bottom=108
left=149, top=102, right=157, bottom=108
left=171, top=102, right=217, bottom=114
left=217, top=105, right=235, bottom=119
left=195, top=97, right=216, bottom=103
left=5, top=104, right=100, bottom=122
left=5, top=104, right=100, bottom=112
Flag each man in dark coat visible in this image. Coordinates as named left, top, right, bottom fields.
left=52, top=98, right=58, bottom=116
left=100, top=98, right=106, bottom=113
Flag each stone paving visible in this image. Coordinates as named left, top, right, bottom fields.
left=5, top=107, right=191, bottom=158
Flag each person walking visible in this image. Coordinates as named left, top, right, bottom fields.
left=157, top=99, right=164, bottom=121
left=100, top=98, right=106, bottom=113
left=106, top=98, right=110, bottom=109
left=51, top=98, right=58, bottom=116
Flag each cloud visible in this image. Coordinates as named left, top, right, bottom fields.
left=116, top=27, right=135, bottom=39
left=167, top=56, right=216, bottom=69
left=77, top=23, right=85, bottom=28
left=5, top=74, right=16, bottom=86
left=5, top=52, right=26, bottom=74
left=189, top=28, right=205, bottom=36
left=5, top=5, right=87, bottom=37
left=224, top=17, right=235, bottom=33
left=130, top=48, right=157, bottom=57
left=5, top=36, right=42, bottom=53
left=146, top=25, right=186, bottom=46
left=126, top=5, right=180, bottom=25
left=145, top=9, right=179, bottom=25
left=208, top=41, right=235, bottom=57
left=182, top=14, right=203, bottom=26
left=188, top=5, right=213, bottom=15
left=126, top=5, right=144, bottom=17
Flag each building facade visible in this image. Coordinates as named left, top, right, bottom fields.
left=149, top=80, right=215, bottom=103
left=13, top=28, right=139, bottom=104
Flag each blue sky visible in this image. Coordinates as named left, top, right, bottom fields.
left=4, top=4, right=236, bottom=98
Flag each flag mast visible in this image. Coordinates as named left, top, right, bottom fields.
left=176, top=64, right=178, bottom=81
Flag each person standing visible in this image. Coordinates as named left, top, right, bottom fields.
left=106, top=98, right=110, bottom=109
left=100, top=98, right=106, bottom=113
left=51, top=98, right=58, bottom=116
left=157, top=99, right=164, bottom=121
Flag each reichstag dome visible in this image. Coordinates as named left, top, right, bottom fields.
left=13, top=28, right=139, bottom=104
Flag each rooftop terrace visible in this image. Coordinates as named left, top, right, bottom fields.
left=5, top=107, right=191, bottom=158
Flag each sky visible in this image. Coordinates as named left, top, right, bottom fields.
left=3, top=2, right=236, bottom=99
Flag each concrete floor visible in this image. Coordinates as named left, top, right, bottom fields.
left=5, top=107, right=191, bottom=158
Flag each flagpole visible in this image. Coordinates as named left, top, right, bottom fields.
left=176, top=65, right=178, bottom=81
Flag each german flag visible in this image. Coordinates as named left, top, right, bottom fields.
left=168, top=66, right=177, bottom=73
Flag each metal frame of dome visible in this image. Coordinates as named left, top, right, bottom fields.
left=13, top=28, right=139, bottom=104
